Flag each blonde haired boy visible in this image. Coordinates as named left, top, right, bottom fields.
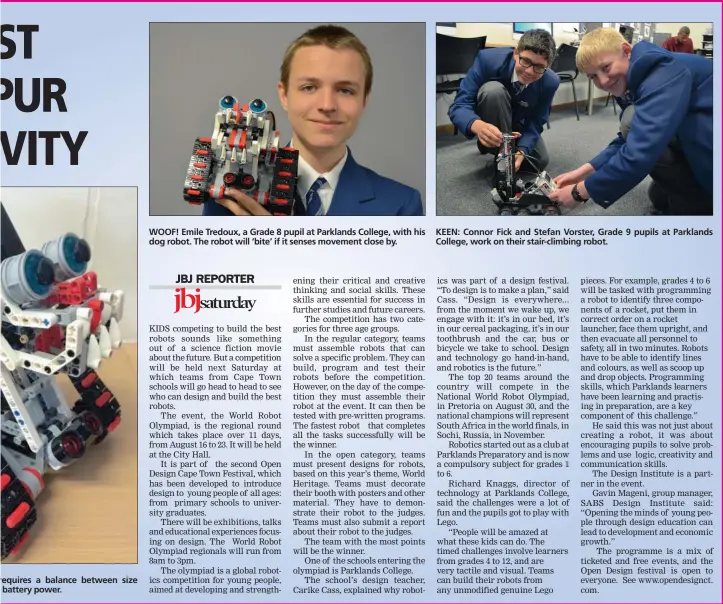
left=549, top=27, right=712, bottom=215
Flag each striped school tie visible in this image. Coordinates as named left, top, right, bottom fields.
left=305, top=176, right=326, bottom=216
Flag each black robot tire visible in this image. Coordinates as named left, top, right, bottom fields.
left=70, top=369, right=122, bottom=444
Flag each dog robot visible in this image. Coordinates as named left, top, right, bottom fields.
left=183, top=96, right=300, bottom=215
left=1, top=206, right=123, bottom=559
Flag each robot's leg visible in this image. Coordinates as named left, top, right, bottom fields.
left=70, top=369, right=122, bottom=444
left=1, top=451, right=38, bottom=560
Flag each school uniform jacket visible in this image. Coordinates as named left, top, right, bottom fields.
left=585, top=41, right=713, bottom=204
left=448, top=47, right=560, bottom=155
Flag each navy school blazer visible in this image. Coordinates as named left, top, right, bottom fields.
left=447, top=47, right=560, bottom=155
left=584, top=41, right=713, bottom=205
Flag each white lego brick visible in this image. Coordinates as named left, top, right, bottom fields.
left=109, top=317, right=122, bottom=348
left=1, top=334, right=20, bottom=371
left=98, top=325, right=112, bottom=358
left=87, top=334, right=101, bottom=369
left=1, top=365, right=42, bottom=453
left=113, top=291, right=124, bottom=322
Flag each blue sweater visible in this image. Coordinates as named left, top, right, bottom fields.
left=585, top=41, right=713, bottom=204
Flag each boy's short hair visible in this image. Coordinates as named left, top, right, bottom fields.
left=517, top=29, right=557, bottom=65
left=679, top=26, right=691, bottom=36
left=576, top=28, right=626, bottom=72
left=280, top=25, right=373, bottom=98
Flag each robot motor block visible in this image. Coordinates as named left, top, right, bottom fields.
left=491, top=133, right=560, bottom=216
left=1, top=212, right=123, bottom=560
left=184, top=96, right=300, bottom=216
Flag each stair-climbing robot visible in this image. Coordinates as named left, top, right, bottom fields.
left=491, top=133, right=560, bottom=216
left=1, top=205, right=123, bottom=560
left=183, top=96, right=300, bottom=215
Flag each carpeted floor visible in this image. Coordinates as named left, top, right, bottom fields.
left=436, top=100, right=652, bottom=216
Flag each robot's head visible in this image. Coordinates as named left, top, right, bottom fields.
left=219, top=96, right=268, bottom=114
left=1, top=234, right=92, bottom=306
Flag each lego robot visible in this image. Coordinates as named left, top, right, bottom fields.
left=1, top=205, right=123, bottom=560
left=183, top=95, right=300, bottom=215
left=491, top=133, right=560, bottom=216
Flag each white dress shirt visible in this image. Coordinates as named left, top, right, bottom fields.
left=511, top=68, right=528, bottom=92
left=294, top=146, right=348, bottom=216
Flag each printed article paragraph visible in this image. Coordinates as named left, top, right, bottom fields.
left=134, top=273, right=717, bottom=599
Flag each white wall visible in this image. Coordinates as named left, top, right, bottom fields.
left=437, top=23, right=580, bottom=46
left=1, top=188, right=138, bottom=341
left=436, top=23, right=597, bottom=128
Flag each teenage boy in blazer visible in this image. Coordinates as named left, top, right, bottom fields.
left=207, top=25, right=423, bottom=217
left=550, top=28, right=712, bottom=215
left=448, top=28, right=560, bottom=173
